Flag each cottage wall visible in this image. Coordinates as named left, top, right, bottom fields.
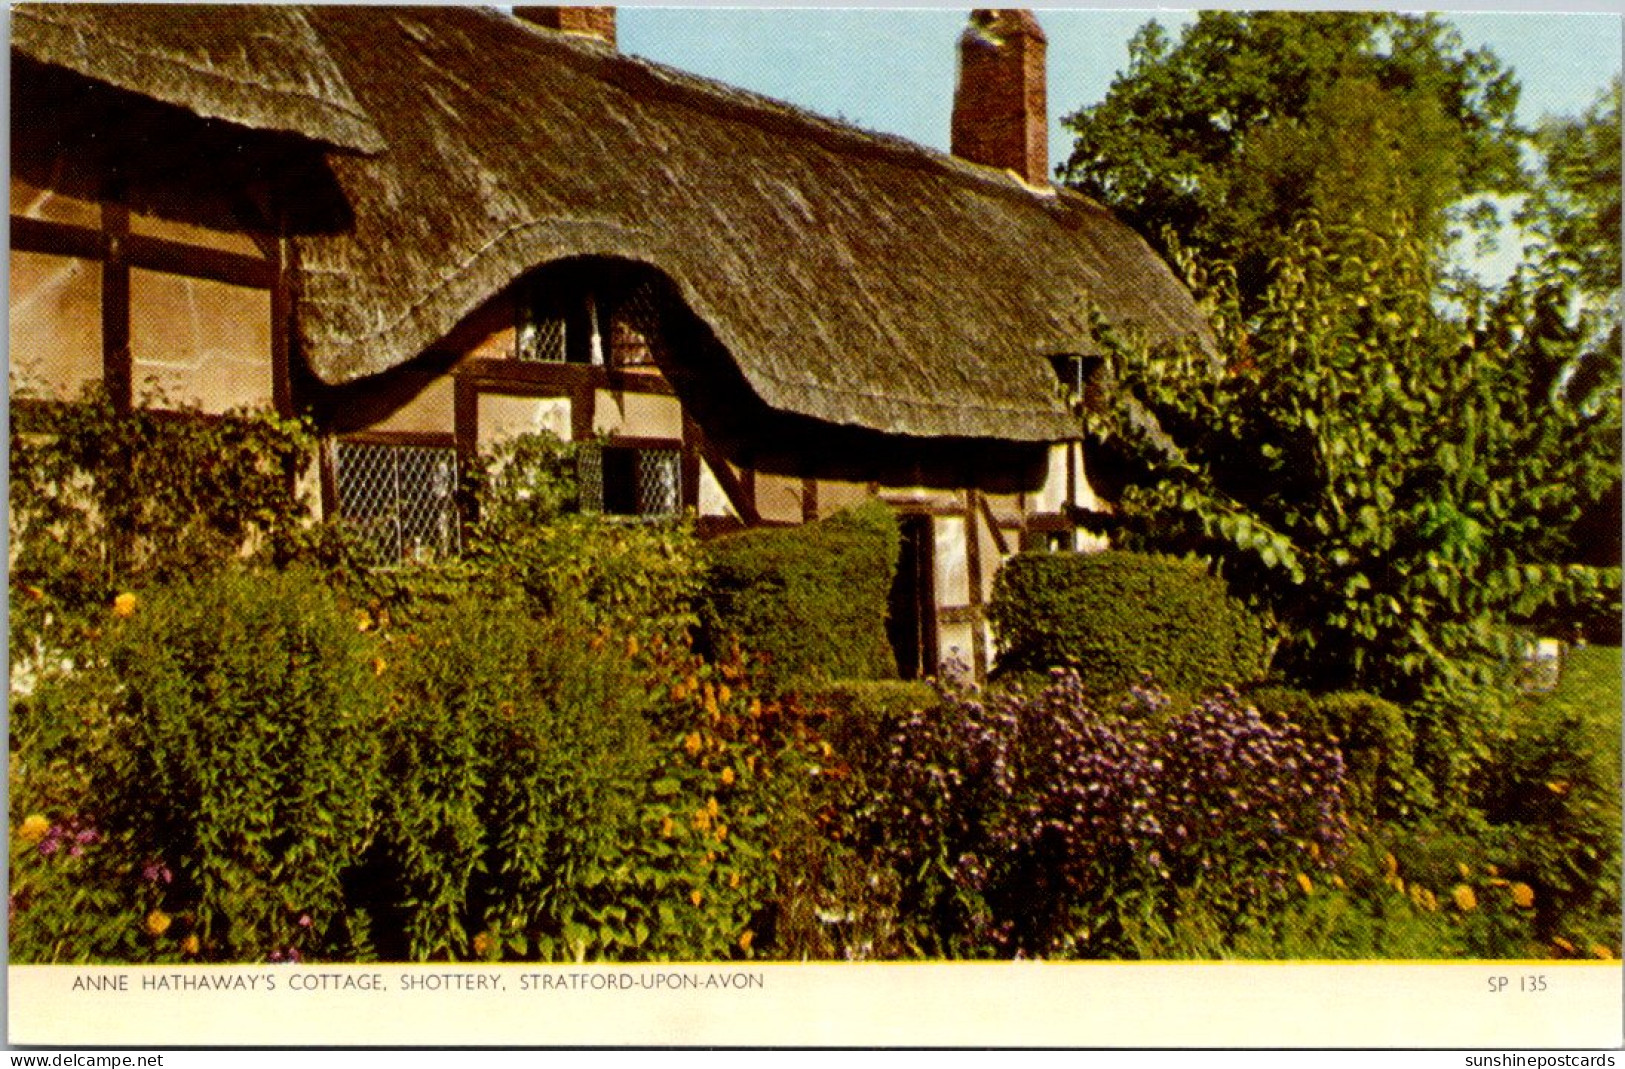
left=300, top=265, right=1101, bottom=678
left=9, top=176, right=283, bottom=417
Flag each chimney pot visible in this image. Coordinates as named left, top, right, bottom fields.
left=951, top=9, right=1048, bottom=186
left=514, top=6, right=617, bottom=49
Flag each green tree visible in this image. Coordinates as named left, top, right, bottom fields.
left=1519, top=77, right=1623, bottom=306
left=1085, top=217, right=1618, bottom=702
left=1513, top=78, right=1622, bottom=575
left=1060, top=11, right=1527, bottom=307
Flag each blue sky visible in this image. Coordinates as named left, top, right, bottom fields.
left=618, top=7, right=1622, bottom=153
left=616, top=7, right=1621, bottom=281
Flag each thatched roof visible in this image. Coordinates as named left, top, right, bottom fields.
left=14, top=6, right=1213, bottom=443
left=10, top=4, right=384, bottom=155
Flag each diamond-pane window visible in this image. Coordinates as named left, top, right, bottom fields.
left=518, top=310, right=567, bottom=363
left=577, top=444, right=681, bottom=517
left=609, top=283, right=662, bottom=367
left=333, top=441, right=461, bottom=565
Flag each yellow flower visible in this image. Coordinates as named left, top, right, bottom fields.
left=748, top=698, right=762, bottom=718
left=720, top=767, right=736, bottom=787
left=625, top=635, right=639, bottom=658
left=180, top=934, right=200, bottom=956
left=729, top=871, right=741, bottom=889
left=1457, top=862, right=1472, bottom=881
left=1590, top=944, right=1614, bottom=960
left=355, top=609, right=373, bottom=632
left=372, top=657, right=388, bottom=677
left=690, top=889, right=704, bottom=907
left=146, top=910, right=172, bottom=937
left=1381, top=852, right=1399, bottom=877
left=717, top=685, right=731, bottom=705
left=660, top=816, right=675, bottom=838
left=1510, top=882, right=1535, bottom=909
left=683, top=732, right=702, bottom=757
left=1552, top=936, right=1577, bottom=955
left=112, top=593, right=138, bottom=618
left=1295, top=873, right=1314, bottom=896
left=738, top=930, right=754, bottom=953
left=1452, top=885, right=1478, bottom=912
left=1331, top=875, right=1346, bottom=890
left=17, top=814, right=50, bottom=844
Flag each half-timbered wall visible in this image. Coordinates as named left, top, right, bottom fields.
left=9, top=176, right=284, bottom=418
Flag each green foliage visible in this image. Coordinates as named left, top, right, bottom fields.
left=1060, top=11, right=1528, bottom=306
left=13, top=569, right=389, bottom=963
left=461, top=433, right=705, bottom=645
left=798, top=680, right=937, bottom=775
left=1089, top=218, right=1620, bottom=707
left=8, top=390, right=315, bottom=678
left=698, top=502, right=901, bottom=690
left=1470, top=646, right=1622, bottom=951
left=1247, top=687, right=1435, bottom=822
left=1519, top=78, right=1623, bottom=306
left=988, top=550, right=1271, bottom=695
left=367, top=597, right=657, bottom=961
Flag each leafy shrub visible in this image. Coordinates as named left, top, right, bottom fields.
left=797, top=680, right=936, bottom=775
left=43, top=568, right=388, bottom=963
left=867, top=671, right=1350, bottom=957
left=1247, top=687, right=1435, bottom=822
left=9, top=391, right=314, bottom=683
left=698, top=502, right=901, bottom=690
left=1470, top=677, right=1622, bottom=951
left=461, top=433, right=705, bottom=645
left=367, top=596, right=656, bottom=961
left=988, top=550, right=1272, bottom=695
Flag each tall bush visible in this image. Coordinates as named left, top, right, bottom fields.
left=698, top=501, right=901, bottom=690
left=78, top=568, right=384, bottom=962
left=368, top=596, right=656, bottom=961
left=988, top=550, right=1271, bottom=695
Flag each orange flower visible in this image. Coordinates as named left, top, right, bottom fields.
left=683, top=732, right=702, bottom=757
left=660, top=816, right=675, bottom=838
left=112, top=593, right=138, bottom=618
left=1510, top=882, right=1535, bottom=909
left=472, top=932, right=492, bottom=957
left=1452, top=885, right=1478, bottom=912
left=738, top=930, right=754, bottom=953
left=1590, top=944, right=1615, bottom=960
left=180, top=934, right=200, bottom=956
left=146, top=910, right=172, bottom=937
left=720, top=767, right=736, bottom=787
left=717, top=685, right=731, bottom=705
left=17, top=814, right=49, bottom=844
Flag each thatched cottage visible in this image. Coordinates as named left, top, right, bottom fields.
left=9, top=5, right=1211, bottom=678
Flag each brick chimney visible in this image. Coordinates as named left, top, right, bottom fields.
left=513, top=6, right=617, bottom=49
left=951, top=9, right=1048, bottom=186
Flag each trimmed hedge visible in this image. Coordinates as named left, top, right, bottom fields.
left=988, top=550, right=1271, bottom=694
left=698, top=502, right=900, bottom=690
